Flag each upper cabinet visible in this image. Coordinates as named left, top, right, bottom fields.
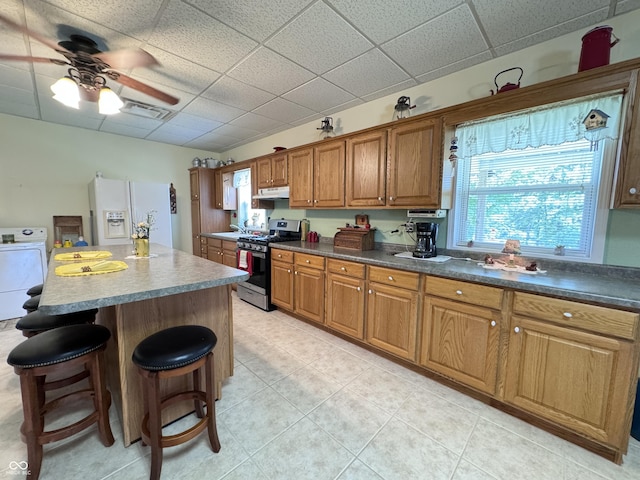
left=256, top=153, right=288, bottom=188
left=614, top=70, right=640, bottom=207
left=188, top=168, right=229, bottom=255
left=289, top=140, right=346, bottom=208
left=345, top=129, right=387, bottom=207
left=387, top=117, right=443, bottom=208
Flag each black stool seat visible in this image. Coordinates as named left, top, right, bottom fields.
left=27, top=284, right=43, bottom=297
left=16, top=309, right=98, bottom=336
left=8, top=324, right=111, bottom=369
left=132, top=325, right=217, bottom=371
left=23, top=294, right=41, bottom=313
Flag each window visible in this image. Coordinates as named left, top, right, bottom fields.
left=449, top=92, right=623, bottom=262
left=233, top=168, right=267, bottom=232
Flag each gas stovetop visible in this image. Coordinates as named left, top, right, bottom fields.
left=237, top=219, right=301, bottom=249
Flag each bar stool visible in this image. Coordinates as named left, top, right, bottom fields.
left=23, top=294, right=40, bottom=313
left=7, top=324, right=115, bottom=480
left=16, top=309, right=99, bottom=337
left=26, top=284, right=43, bottom=297
left=132, top=325, right=220, bottom=480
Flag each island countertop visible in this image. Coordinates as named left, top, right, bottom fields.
left=39, top=243, right=249, bottom=314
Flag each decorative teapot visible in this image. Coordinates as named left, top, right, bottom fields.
left=490, top=67, right=523, bottom=95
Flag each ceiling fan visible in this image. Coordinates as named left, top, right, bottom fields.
left=0, top=13, right=179, bottom=111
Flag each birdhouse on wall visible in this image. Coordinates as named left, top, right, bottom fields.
left=582, top=109, right=609, bottom=130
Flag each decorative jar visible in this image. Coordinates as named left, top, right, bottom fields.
left=134, top=238, right=150, bottom=257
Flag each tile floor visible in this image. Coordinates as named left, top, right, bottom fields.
left=1, top=293, right=639, bottom=479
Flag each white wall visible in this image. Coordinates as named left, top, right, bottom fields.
left=0, top=114, right=213, bottom=252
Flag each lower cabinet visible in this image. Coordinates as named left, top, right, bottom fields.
left=366, top=266, right=420, bottom=361
left=504, top=292, right=639, bottom=450
left=326, top=259, right=366, bottom=339
left=271, top=250, right=294, bottom=311
left=420, top=277, right=503, bottom=395
left=206, top=238, right=223, bottom=263
left=222, top=240, right=237, bottom=268
left=294, top=253, right=325, bottom=324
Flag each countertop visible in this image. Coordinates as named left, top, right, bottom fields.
left=270, top=241, right=640, bottom=311
left=201, top=232, right=247, bottom=241
left=39, top=243, right=249, bottom=314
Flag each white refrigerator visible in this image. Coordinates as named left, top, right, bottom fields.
left=88, top=177, right=173, bottom=248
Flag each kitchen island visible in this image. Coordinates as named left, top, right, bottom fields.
left=39, top=243, right=249, bottom=446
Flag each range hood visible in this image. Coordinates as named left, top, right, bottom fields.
left=252, top=186, right=290, bottom=199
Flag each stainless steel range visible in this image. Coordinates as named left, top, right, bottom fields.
left=236, top=219, right=301, bottom=311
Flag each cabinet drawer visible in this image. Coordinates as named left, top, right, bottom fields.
left=368, top=266, right=419, bottom=290
left=272, top=249, right=293, bottom=263
left=295, top=253, right=325, bottom=270
left=200, top=236, right=207, bottom=245
left=327, top=258, right=366, bottom=279
left=425, top=277, right=504, bottom=310
left=207, top=238, right=222, bottom=248
left=222, top=240, right=237, bottom=251
left=513, top=292, right=639, bottom=340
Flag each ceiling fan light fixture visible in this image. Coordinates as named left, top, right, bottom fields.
left=98, top=86, right=123, bottom=115
left=50, top=76, right=80, bottom=108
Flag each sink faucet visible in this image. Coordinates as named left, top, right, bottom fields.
left=230, top=224, right=247, bottom=234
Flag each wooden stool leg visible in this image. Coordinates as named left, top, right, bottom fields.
left=20, top=371, right=44, bottom=480
left=192, top=367, right=205, bottom=418
left=204, top=353, right=221, bottom=453
left=147, top=372, right=163, bottom=480
left=89, top=351, right=114, bottom=447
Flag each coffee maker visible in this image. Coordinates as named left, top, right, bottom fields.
left=413, top=222, right=438, bottom=258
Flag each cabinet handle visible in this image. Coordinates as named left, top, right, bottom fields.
left=389, top=196, right=395, bottom=201
left=514, top=327, right=521, bottom=333
left=341, top=266, right=346, bottom=271
left=388, top=275, right=394, bottom=281
left=307, top=199, right=311, bottom=204
left=490, top=320, right=497, bottom=327
left=455, top=290, right=463, bottom=295
left=378, top=197, right=383, bottom=201
left=630, top=187, right=638, bottom=195
left=277, top=254, right=282, bottom=258
left=368, top=289, right=373, bottom=294
left=314, top=199, right=318, bottom=203
left=563, top=312, right=573, bottom=319
left=194, top=194, right=199, bottom=199
left=294, top=271, right=298, bottom=275
left=287, top=269, right=291, bottom=273
left=357, top=287, right=361, bottom=291
left=306, top=259, right=310, bottom=263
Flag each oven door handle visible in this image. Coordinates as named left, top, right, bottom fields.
left=239, top=248, right=266, bottom=259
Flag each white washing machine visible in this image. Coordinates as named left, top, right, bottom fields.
left=0, top=227, right=48, bottom=321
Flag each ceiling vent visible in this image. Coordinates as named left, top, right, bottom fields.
left=119, top=98, right=175, bottom=120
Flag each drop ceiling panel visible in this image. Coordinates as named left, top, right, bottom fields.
left=202, top=76, right=275, bottom=111
left=361, top=79, right=418, bottom=103
left=99, top=122, right=155, bottom=139
left=323, top=49, right=411, bottom=97
left=183, top=96, right=246, bottom=124
left=266, top=1, right=373, bottom=74
left=166, top=112, right=222, bottom=133
left=382, top=5, right=488, bottom=77
left=147, top=0, right=257, bottom=71
left=188, top=0, right=313, bottom=42
left=326, top=0, right=461, bottom=44
left=473, top=0, right=610, bottom=47
left=283, top=77, right=356, bottom=112
left=230, top=112, right=284, bottom=132
left=253, top=98, right=315, bottom=123
left=227, top=47, right=315, bottom=95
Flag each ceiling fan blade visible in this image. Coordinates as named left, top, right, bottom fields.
left=0, top=53, right=68, bottom=65
left=109, top=72, right=179, bottom=106
left=94, top=48, right=159, bottom=70
left=0, top=12, right=72, bottom=55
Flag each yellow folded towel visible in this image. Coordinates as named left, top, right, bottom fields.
left=55, top=260, right=128, bottom=277
left=54, top=251, right=113, bottom=261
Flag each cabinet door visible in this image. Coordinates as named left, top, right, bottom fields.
left=314, top=140, right=345, bottom=207
left=191, top=199, right=201, bottom=255
left=366, top=282, right=419, bottom=360
left=289, top=148, right=314, bottom=208
left=256, top=157, right=273, bottom=189
left=387, top=118, right=442, bottom=207
left=271, top=154, right=288, bottom=186
left=614, top=72, right=640, bottom=207
left=326, top=272, right=366, bottom=339
left=222, top=241, right=237, bottom=268
left=271, top=261, right=294, bottom=311
left=214, top=169, right=223, bottom=209
left=346, top=129, right=387, bottom=207
left=189, top=169, right=200, bottom=201
left=420, top=297, right=500, bottom=394
left=504, top=316, right=636, bottom=446
left=294, top=266, right=325, bottom=324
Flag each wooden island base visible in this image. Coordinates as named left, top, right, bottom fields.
left=98, top=285, right=233, bottom=446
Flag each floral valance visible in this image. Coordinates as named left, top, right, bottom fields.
left=455, top=91, right=624, bottom=158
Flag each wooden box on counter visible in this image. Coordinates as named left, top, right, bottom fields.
left=333, top=228, right=375, bottom=250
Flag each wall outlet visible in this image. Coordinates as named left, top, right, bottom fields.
left=404, top=222, right=415, bottom=233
